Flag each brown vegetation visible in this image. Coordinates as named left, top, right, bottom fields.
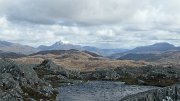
left=13, top=51, right=146, bottom=71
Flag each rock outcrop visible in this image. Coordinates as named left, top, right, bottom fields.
left=0, top=58, right=179, bottom=100
left=34, top=59, right=81, bottom=87
left=121, top=84, right=180, bottom=101
left=79, top=65, right=179, bottom=87
left=0, top=59, right=58, bottom=100
left=0, top=73, right=23, bottom=101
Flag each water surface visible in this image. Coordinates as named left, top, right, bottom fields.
left=56, top=81, right=159, bottom=101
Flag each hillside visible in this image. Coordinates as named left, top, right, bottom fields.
left=37, top=41, right=127, bottom=56
left=118, top=53, right=161, bottom=61
left=37, top=41, right=83, bottom=51
left=0, top=40, right=127, bottom=56
left=117, top=50, right=180, bottom=68
left=110, top=42, right=180, bottom=59
left=0, top=41, right=38, bottom=55
left=0, top=52, right=26, bottom=59
left=156, top=51, right=180, bottom=66
left=129, top=42, right=176, bottom=53
left=83, top=46, right=128, bottom=56
left=14, top=50, right=145, bottom=71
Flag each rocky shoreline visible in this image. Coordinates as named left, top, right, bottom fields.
left=121, top=84, right=180, bottom=101
left=0, top=58, right=179, bottom=100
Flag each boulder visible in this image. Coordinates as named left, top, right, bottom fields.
left=34, top=59, right=81, bottom=87
left=0, top=73, right=23, bottom=101
left=121, top=85, right=179, bottom=101
left=0, top=59, right=58, bottom=100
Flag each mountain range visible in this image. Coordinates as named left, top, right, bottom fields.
left=37, top=41, right=83, bottom=51
left=0, top=41, right=38, bottom=55
left=0, top=40, right=127, bottom=56
left=109, top=42, right=180, bottom=59
left=1, top=40, right=180, bottom=60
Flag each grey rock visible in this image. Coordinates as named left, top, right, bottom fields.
left=138, top=79, right=145, bottom=85
left=0, top=73, right=23, bottom=101
left=121, top=85, right=179, bottom=101
left=35, top=59, right=81, bottom=87
left=79, top=65, right=179, bottom=86
left=0, top=59, right=58, bottom=100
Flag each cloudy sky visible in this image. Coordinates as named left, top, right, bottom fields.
left=0, top=0, right=180, bottom=49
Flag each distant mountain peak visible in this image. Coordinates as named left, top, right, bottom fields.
left=0, top=40, right=13, bottom=47
left=53, top=41, right=64, bottom=46
left=37, top=40, right=82, bottom=51
left=0, top=40, right=38, bottom=55
left=109, top=42, right=179, bottom=59
left=151, top=42, right=175, bottom=47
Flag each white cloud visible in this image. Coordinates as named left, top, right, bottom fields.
left=0, top=0, right=180, bottom=48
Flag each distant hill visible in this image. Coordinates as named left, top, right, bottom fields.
left=37, top=41, right=83, bottom=51
left=31, top=49, right=80, bottom=56
left=37, top=41, right=128, bottom=56
left=2, top=40, right=179, bottom=60
left=14, top=49, right=144, bottom=71
left=118, top=53, right=160, bottom=61
left=128, top=42, right=176, bottom=53
left=0, top=40, right=127, bottom=56
left=83, top=50, right=102, bottom=57
left=117, top=50, right=180, bottom=66
left=110, top=42, right=180, bottom=59
left=0, top=50, right=26, bottom=59
left=0, top=41, right=38, bottom=55
left=156, top=51, right=180, bottom=65
left=30, top=49, right=104, bottom=60
left=83, top=46, right=128, bottom=56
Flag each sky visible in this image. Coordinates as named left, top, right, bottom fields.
left=0, top=0, right=180, bottom=49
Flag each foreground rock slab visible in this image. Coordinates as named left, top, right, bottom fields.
left=121, top=84, right=180, bottom=101
left=0, top=59, right=58, bottom=100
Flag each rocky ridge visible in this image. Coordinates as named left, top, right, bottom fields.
left=0, top=59, right=58, bottom=101
left=0, top=58, right=179, bottom=100
left=121, top=84, right=180, bottom=101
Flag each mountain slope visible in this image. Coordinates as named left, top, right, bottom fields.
left=110, top=42, right=179, bottom=59
left=118, top=53, right=160, bottom=61
left=117, top=50, right=180, bottom=67
left=0, top=41, right=38, bottom=55
left=128, top=42, right=176, bottom=53
left=37, top=41, right=82, bottom=51
left=30, top=49, right=104, bottom=61
left=156, top=51, right=180, bottom=65
left=0, top=52, right=26, bottom=59
left=37, top=41, right=128, bottom=56
left=0, top=40, right=127, bottom=56
left=83, top=46, right=128, bottom=56
left=14, top=49, right=144, bottom=71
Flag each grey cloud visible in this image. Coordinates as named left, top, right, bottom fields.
left=0, top=0, right=180, bottom=48
left=0, top=0, right=159, bottom=25
left=0, top=0, right=180, bottom=28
